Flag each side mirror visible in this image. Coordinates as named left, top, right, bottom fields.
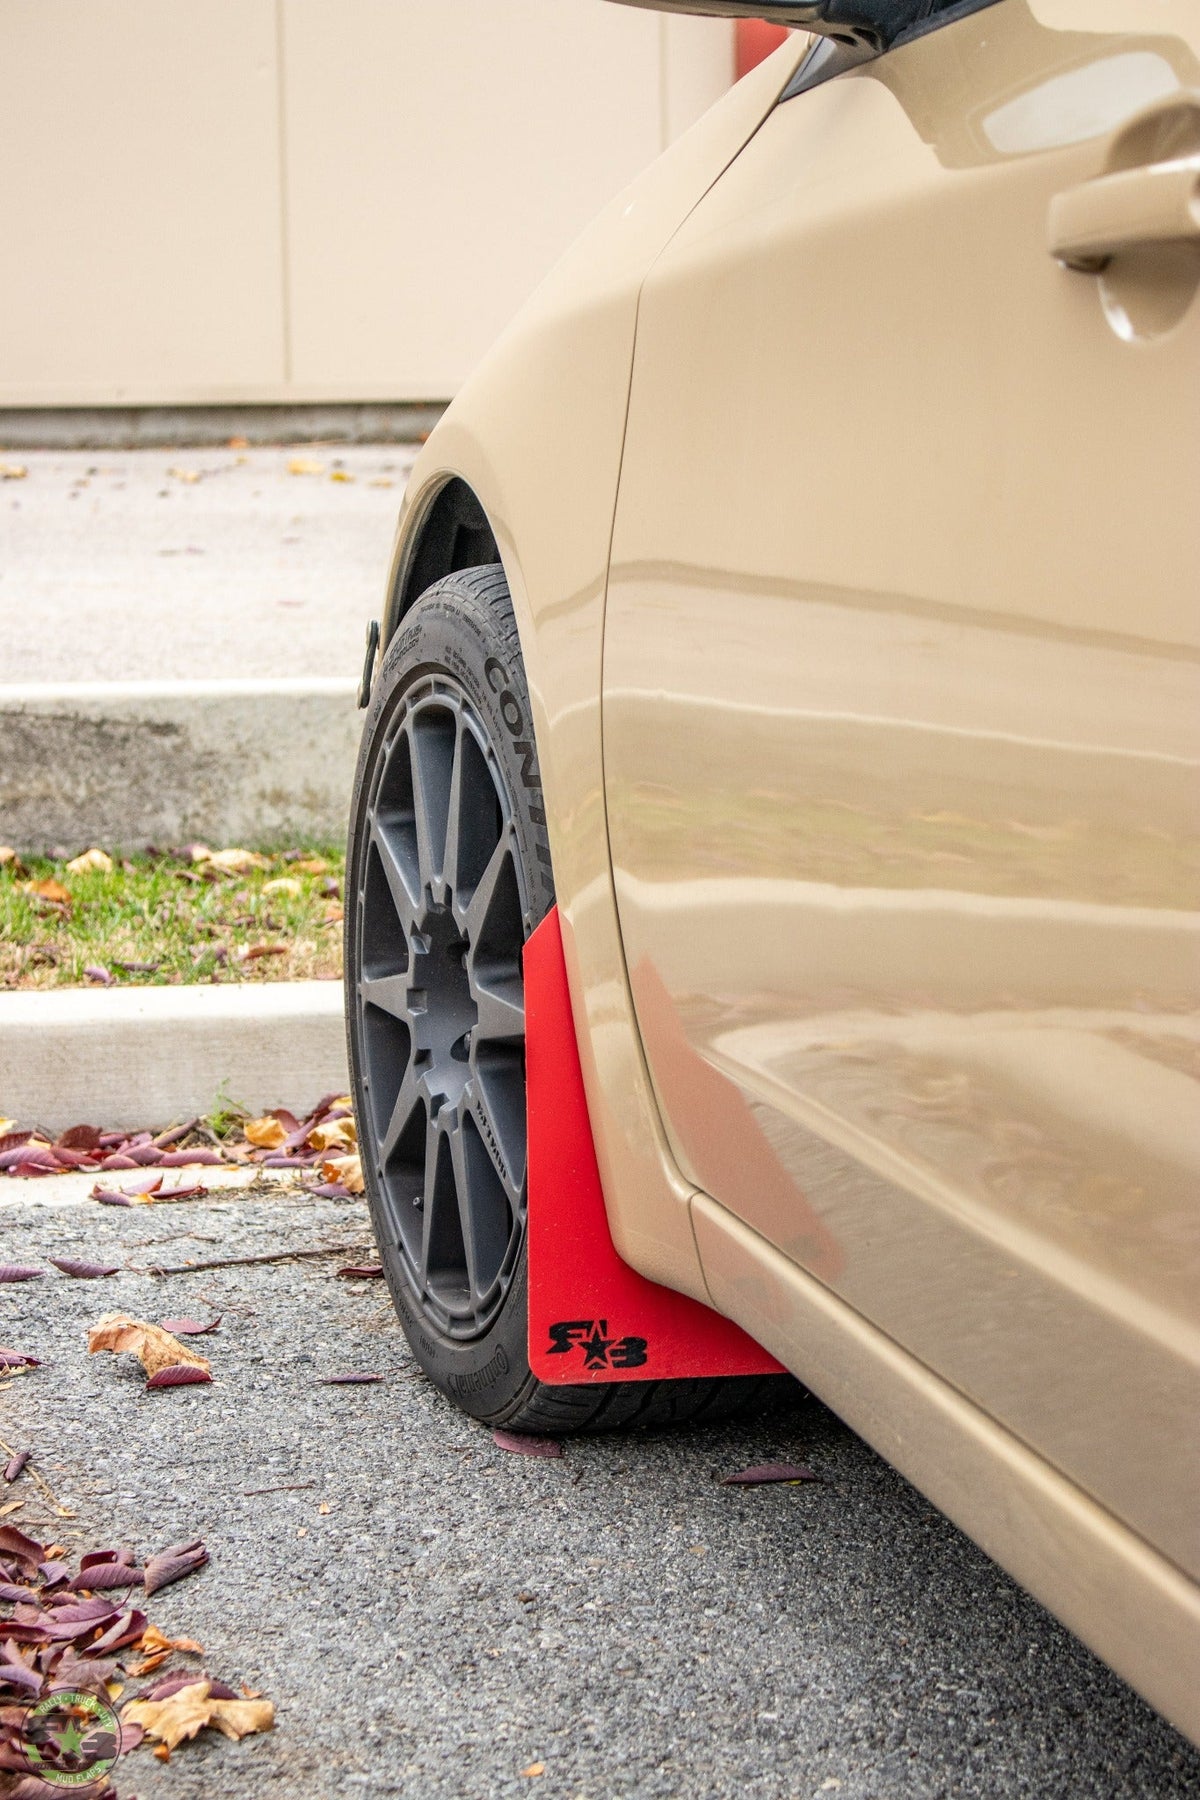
left=607, top=0, right=933, bottom=53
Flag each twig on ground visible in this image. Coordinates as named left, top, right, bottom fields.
left=241, top=1481, right=317, bottom=1497
left=137, top=1244, right=372, bottom=1276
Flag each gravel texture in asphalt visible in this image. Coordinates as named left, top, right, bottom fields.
left=1, top=446, right=414, bottom=683
left=2, top=1178, right=1198, bottom=1800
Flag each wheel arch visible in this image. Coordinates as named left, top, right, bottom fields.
left=386, top=474, right=500, bottom=638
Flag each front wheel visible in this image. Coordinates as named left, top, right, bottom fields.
left=346, top=563, right=791, bottom=1433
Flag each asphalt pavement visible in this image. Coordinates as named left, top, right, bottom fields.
left=3, top=1178, right=1197, bottom=1800
left=1, top=446, right=414, bottom=684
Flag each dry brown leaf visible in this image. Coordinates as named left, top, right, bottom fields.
left=308, top=1117, right=357, bottom=1152
left=124, top=1677, right=275, bottom=1749
left=286, top=455, right=324, bottom=476
left=23, top=877, right=71, bottom=906
left=290, top=857, right=329, bottom=874
left=243, top=1116, right=287, bottom=1150
left=262, top=876, right=301, bottom=897
left=521, top=1764, right=546, bottom=1779
left=87, top=1314, right=211, bottom=1381
left=0, top=846, right=18, bottom=866
left=66, top=847, right=113, bottom=874
left=320, top=1152, right=364, bottom=1195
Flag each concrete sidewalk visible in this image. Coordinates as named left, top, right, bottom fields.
left=1, top=443, right=413, bottom=683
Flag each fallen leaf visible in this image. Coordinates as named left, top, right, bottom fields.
left=87, top=1314, right=211, bottom=1383
left=84, top=964, right=115, bottom=986
left=0, top=1348, right=40, bottom=1368
left=121, top=1676, right=273, bottom=1749
left=320, top=1372, right=382, bottom=1385
left=286, top=455, right=325, bottom=476
left=521, top=1763, right=546, bottom=1778
left=336, top=1264, right=383, bottom=1279
left=320, top=1152, right=364, bottom=1195
left=138, top=1623, right=203, bottom=1657
left=329, top=469, right=354, bottom=483
left=65, top=848, right=113, bottom=874
left=718, top=1462, right=820, bottom=1486
left=159, top=1316, right=221, bottom=1336
left=3, top=1452, right=30, bottom=1483
left=23, top=877, right=70, bottom=906
left=50, top=1259, right=119, bottom=1279
left=262, top=877, right=301, bottom=897
left=0, top=848, right=15, bottom=867
left=67, top=1559, right=144, bottom=1589
left=290, top=857, right=328, bottom=875
left=0, top=1116, right=16, bottom=1135
left=308, top=1116, right=356, bottom=1152
left=0, top=463, right=27, bottom=480
left=243, top=943, right=287, bottom=960
left=166, top=466, right=200, bottom=483
left=492, top=1431, right=563, bottom=1459
left=56, top=1124, right=103, bottom=1151
left=317, top=1502, right=332, bottom=1515
left=0, top=1266, right=42, bottom=1283
left=228, top=435, right=248, bottom=450
left=195, top=846, right=265, bottom=874
left=142, top=1537, right=208, bottom=1596
left=243, top=1116, right=287, bottom=1150
left=146, top=1364, right=213, bottom=1389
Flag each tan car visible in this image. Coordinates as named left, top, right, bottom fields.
left=345, top=0, right=1200, bottom=1747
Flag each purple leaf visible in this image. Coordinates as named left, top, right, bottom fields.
left=0, top=1525, right=46, bottom=1566
left=3, top=1451, right=30, bottom=1483
left=145, top=1363, right=213, bottom=1388
left=49, top=1258, right=119, bottom=1279
left=159, top=1315, right=221, bottom=1335
left=492, top=1430, right=564, bottom=1459
left=91, top=1189, right=132, bottom=1207
left=79, top=1546, right=137, bottom=1570
left=336, top=1264, right=383, bottom=1279
left=718, top=1462, right=821, bottom=1486
left=56, top=1124, right=103, bottom=1151
left=85, top=1606, right=147, bottom=1654
left=97, top=1153, right=139, bottom=1171
left=0, top=1348, right=39, bottom=1368
left=66, top=1561, right=144, bottom=1590
left=84, top=964, right=114, bottom=986
left=142, top=1671, right=237, bottom=1703
left=143, top=1538, right=208, bottom=1596
left=0, top=1266, right=42, bottom=1283
left=308, top=1181, right=351, bottom=1199
left=320, top=1371, right=383, bottom=1385
left=158, top=1148, right=222, bottom=1166
left=0, top=1581, right=38, bottom=1603
left=0, top=1658, right=43, bottom=1695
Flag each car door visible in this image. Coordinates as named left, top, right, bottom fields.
left=602, top=0, right=1200, bottom=1581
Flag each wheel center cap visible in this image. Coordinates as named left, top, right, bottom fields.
left=408, top=903, right=477, bottom=1104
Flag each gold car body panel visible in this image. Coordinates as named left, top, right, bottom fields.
left=381, top=40, right=811, bottom=1301
left=601, top=0, right=1200, bottom=1740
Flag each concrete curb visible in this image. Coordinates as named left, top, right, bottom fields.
left=0, top=678, right=360, bottom=854
left=0, top=981, right=348, bottom=1131
left=0, top=401, right=445, bottom=450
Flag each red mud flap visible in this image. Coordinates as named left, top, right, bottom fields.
left=524, top=906, right=784, bottom=1385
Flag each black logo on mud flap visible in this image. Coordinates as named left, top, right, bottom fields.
left=546, top=1319, right=648, bottom=1371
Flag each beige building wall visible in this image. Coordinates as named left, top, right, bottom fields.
left=0, top=0, right=732, bottom=406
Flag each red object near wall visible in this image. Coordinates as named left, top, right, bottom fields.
left=736, top=18, right=791, bottom=79
left=524, top=905, right=784, bottom=1385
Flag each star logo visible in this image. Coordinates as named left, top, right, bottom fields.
left=581, top=1324, right=612, bottom=1369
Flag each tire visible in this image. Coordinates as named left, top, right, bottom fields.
left=346, top=563, right=796, bottom=1433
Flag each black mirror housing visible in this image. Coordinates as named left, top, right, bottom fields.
left=606, top=0, right=935, bottom=52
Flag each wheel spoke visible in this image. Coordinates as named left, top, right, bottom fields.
left=472, top=979, right=524, bottom=1045
left=462, top=831, right=512, bottom=941
left=448, top=1118, right=482, bottom=1302
left=379, top=1056, right=425, bottom=1168
left=467, top=1090, right=523, bottom=1204
left=408, top=714, right=453, bottom=901
left=417, top=1112, right=443, bottom=1286
left=370, top=821, right=420, bottom=930
left=439, top=714, right=465, bottom=904
left=359, top=973, right=410, bottom=1022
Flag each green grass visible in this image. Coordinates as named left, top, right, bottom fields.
left=0, top=845, right=345, bottom=989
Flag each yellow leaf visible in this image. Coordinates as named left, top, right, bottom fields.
left=321, top=1152, right=364, bottom=1195
left=244, top=1115, right=287, bottom=1150
left=287, top=455, right=325, bottom=476
left=87, top=1313, right=211, bottom=1380
left=262, top=876, right=301, bottom=896
left=166, top=466, right=200, bottom=484
left=307, top=1116, right=356, bottom=1152
left=0, top=463, right=28, bottom=480
left=203, top=848, right=267, bottom=874
left=66, top=847, right=113, bottom=874
left=122, top=1679, right=274, bottom=1751
left=329, top=470, right=354, bottom=483
left=0, top=1118, right=15, bottom=1136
